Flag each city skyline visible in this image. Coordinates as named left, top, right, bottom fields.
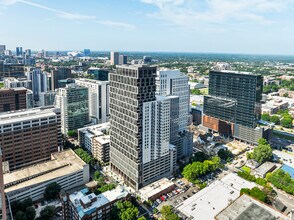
left=0, top=0, right=294, bottom=55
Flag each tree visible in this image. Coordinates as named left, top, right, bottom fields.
left=161, top=205, right=180, bottom=220
left=267, top=170, right=294, bottom=195
left=190, top=152, right=209, bottom=162
left=240, top=187, right=267, bottom=202
left=112, top=201, right=139, bottom=220
left=25, top=206, right=36, bottom=220
left=252, top=140, right=272, bottom=163
left=44, top=182, right=61, bottom=200
left=67, top=130, right=77, bottom=138
left=40, top=206, right=55, bottom=220
left=270, top=115, right=280, bottom=125
left=261, top=113, right=270, bottom=121
left=94, top=171, right=100, bottom=181
left=218, top=148, right=233, bottom=161
left=281, top=116, right=293, bottom=128
left=15, top=211, right=27, bottom=220
left=137, top=217, right=146, bottom=220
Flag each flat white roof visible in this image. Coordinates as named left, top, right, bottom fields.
left=4, top=149, right=86, bottom=193
left=139, top=178, right=174, bottom=200
left=177, top=173, right=257, bottom=220
left=0, top=107, right=59, bottom=125
left=215, top=194, right=289, bottom=220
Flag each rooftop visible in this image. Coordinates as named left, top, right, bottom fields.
left=213, top=70, right=257, bottom=76
left=215, top=194, right=289, bottom=220
left=69, top=186, right=129, bottom=218
left=4, top=149, right=86, bottom=193
left=78, top=123, right=110, bottom=137
left=0, top=107, right=59, bottom=125
left=176, top=173, right=256, bottom=220
left=254, top=162, right=277, bottom=176
left=138, top=178, right=174, bottom=201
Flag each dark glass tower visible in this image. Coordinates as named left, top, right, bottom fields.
left=109, top=65, right=157, bottom=190
left=203, top=70, right=264, bottom=143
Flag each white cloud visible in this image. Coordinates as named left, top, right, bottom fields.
left=96, top=20, right=136, bottom=29
left=140, top=0, right=293, bottom=28
left=0, top=0, right=135, bottom=28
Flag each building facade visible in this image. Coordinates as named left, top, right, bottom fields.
left=27, top=68, right=48, bottom=101
left=4, top=149, right=89, bottom=202
left=55, top=84, right=89, bottom=134
left=156, top=69, right=193, bottom=159
left=87, top=68, right=109, bottom=81
left=61, top=186, right=129, bottom=220
left=0, top=88, right=27, bottom=112
left=78, top=123, right=110, bottom=164
left=203, top=70, right=267, bottom=144
left=75, top=78, right=109, bottom=124
left=3, top=77, right=32, bottom=90
left=119, top=55, right=127, bottom=65
left=110, top=65, right=176, bottom=190
left=51, top=67, right=72, bottom=90
left=110, top=52, right=119, bottom=65
left=0, top=107, right=61, bottom=171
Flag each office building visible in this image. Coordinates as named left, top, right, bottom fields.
left=0, top=88, right=27, bottom=112
left=203, top=70, right=269, bottom=144
left=143, top=56, right=152, bottom=63
left=4, top=50, right=12, bottom=56
left=27, top=68, right=48, bottom=101
left=55, top=84, right=89, bottom=134
left=76, top=78, right=109, bottom=124
left=0, top=63, right=25, bottom=79
left=26, top=89, right=34, bottom=109
left=0, top=107, right=61, bottom=171
left=3, top=77, right=32, bottom=90
left=110, top=65, right=176, bottom=190
left=110, top=51, right=119, bottom=65
left=39, top=91, right=56, bottom=107
left=25, top=49, right=31, bottom=57
left=119, top=54, right=127, bottom=65
left=156, top=69, right=193, bottom=159
left=16, top=47, right=22, bottom=56
left=0, top=149, right=7, bottom=220
left=87, top=67, right=109, bottom=81
left=51, top=67, right=72, bottom=90
left=78, top=123, right=110, bottom=164
left=3, top=149, right=89, bottom=202
left=61, top=186, right=129, bottom=220
left=84, top=49, right=90, bottom=56
left=0, top=45, right=5, bottom=54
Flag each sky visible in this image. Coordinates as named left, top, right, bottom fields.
left=0, top=0, right=294, bottom=55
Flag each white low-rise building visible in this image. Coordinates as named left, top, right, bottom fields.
left=4, top=149, right=89, bottom=202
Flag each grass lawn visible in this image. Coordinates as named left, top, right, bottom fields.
left=199, top=88, right=208, bottom=95
left=0, top=82, right=4, bottom=89
left=241, top=166, right=251, bottom=173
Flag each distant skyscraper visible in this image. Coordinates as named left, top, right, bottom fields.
left=110, top=52, right=119, bottom=65
left=25, top=49, right=32, bottom=57
left=55, top=84, right=89, bottom=134
left=0, top=45, right=6, bottom=54
left=16, top=47, right=23, bottom=56
left=76, top=78, right=110, bottom=124
left=51, top=67, right=72, bottom=90
left=143, top=56, right=152, bottom=63
left=87, top=67, right=109, bottom=81
left=27, top=68, right=48, bottom=101
left=119, top=54, right=127, bottom=65
left=4, top=50, right=12, bottom=56
left=203, top=70, right=267, bottom=144
left=110, top=65, right=176, bottom=190
left=84, top=49, right=91, bottom=56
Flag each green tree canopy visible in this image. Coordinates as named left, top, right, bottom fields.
left=240, top=187, right=267, bottom=202
left=25, top=206, right=36, bottom=220
left=112, top=201, right=139, bottom=220
left=261, top=113, right=270, bottom=122
left=281, top=116, right=293, bottom=128
left=40, top=206, right=55, bottom=220
left=67, top=130, right=77, bottom=137
left=161, top=205, right=180, bottom=220
left=252, top=139, right=272, bottom=163
left=217, top=148, right=233, bottom=161
left=270, top=115, right=280, bottom=125
left=44, top=182, right=61, bottom=200
left=15, top=211, right=27, bottom=220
